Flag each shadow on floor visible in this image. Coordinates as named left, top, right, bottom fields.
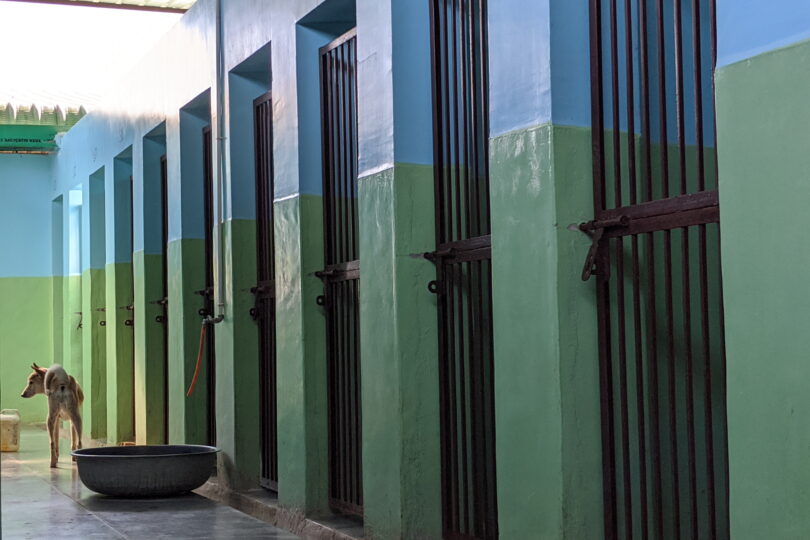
left=1, top=426, right=300, bottom=539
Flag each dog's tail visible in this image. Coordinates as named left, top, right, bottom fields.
left=70, top=376, right=84, bottom=406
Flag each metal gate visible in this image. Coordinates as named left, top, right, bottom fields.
left=428, top=1, right=498, bottom=538
left=317, top=29, right=362, bottom=518
left=251, top=92, right=278, bottom=491
left=586, top=0, right=728, bottom=538
left=159, top=154, right=170, bottom=444
left=202, top=126, right=217, bottom=446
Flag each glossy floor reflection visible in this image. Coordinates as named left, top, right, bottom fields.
left=1, top=426, right=300, bottom=539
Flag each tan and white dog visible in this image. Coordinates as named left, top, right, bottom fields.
left=20, top=363, right=83, bottom=467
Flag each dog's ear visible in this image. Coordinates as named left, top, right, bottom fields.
left=31, top=363, right=46, bottom=375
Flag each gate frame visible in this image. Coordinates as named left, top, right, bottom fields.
left=317, top=27, right=364, bottom=519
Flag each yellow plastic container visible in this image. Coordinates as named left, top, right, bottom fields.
left=0, top=409, right=21, bottom=452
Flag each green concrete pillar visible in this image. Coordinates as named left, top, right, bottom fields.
left=81, top=267, right=106, bottom=440
left=105, top=262, right=134, bottom=443
left=353, top=1, right=442, bottom=536
left=212, top=219, right=261, bottom=488
left=167, top=238, right=208, bottom=445
left=357, top=164, right=442, bottom=539
left=275, top=195, right=330, bottom=514
left=133, top=251, right=166, bottom=444
left=81, top=173, right=107, bottom=440
left=490, top=124, right=602, bottom=538
left=716, top=40, right=810, bottom=540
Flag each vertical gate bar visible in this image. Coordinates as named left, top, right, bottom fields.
left=335, top=45, right=349, bottom=264
left=692, top=0, right=706, bottom=193
left=674, top=1, right=699, bottom=534
left=624, top=0, right=637, bottom=207
left=693, top=4, right=716, bottom=532
left=654, top=1, right=681, bottom=532
left=337, top=280, right=344, bottom=503
left=460, top=0, right=471, bottom=241
left=477, top=0, right=491, bottom=234
left=438, top=0, right=448, bottom=245
left=321, top=53, right=332, bottom=265
left=354, top=280, right=363, bottom=506
left=631, top=236, right=648, bottom=539
left=699, top=223, right=716, bottom=538
left=598, top=243, right=617, bottom=539
left=588, top=0, right=616, bottom=535
left=608, top=0, right=622, bottom=210
left=342, top=44, right=351, bottom=262
left=615, top=237, right=633, bottom=539
left=639, top=0, right=653, bottom=204
left=485, top=259, right=498, bottom=538
left=349, top=279, right=356, bottom=506
left=471, top=258, right=484, bottom=537
left=451, top=0, right=462, bottom=242
left=447, top=261, right=459, bottom=534
left=430, top=1, right=450, bottom=532
left=466, top=259, right=481, bottom=536
left=588, top=0, right=606, bottom=214
left=130, top=175, right=136, bottom=435
left=326, top=282, right=334, bottom=500
left=673, top=0, right=687, bottom=197
left=160, top=155, right=169, bottom=445
left=341, top=280, right=348, bottom=504
left=334, top=49, right=344, bottom=264
left=455, top=261, right=470, bottom=535
left=464, top=0, right=476, bottom=238
left=622, top=0, right=649, bottom=533
left=663, top=228, right=680, bottom=537
left=655, top=0, right=670, bottom=200
left=349, top=40, right=358, bottom=260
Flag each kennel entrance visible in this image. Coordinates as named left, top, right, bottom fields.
left=202, top=126, right=217, bottom=446
left=428, top=1, right=498, bottom=538
left=586, top=0, right=728, bottom=538
left=251, top=92, right=278, bottom=491
left=317, top=29, right=363, bottom=518
left=159, top=154, right=170, bottom=444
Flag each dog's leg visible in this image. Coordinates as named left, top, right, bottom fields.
left=46, top=413, right=58, bottom=468
left=68, top=409, right=83, bottom=452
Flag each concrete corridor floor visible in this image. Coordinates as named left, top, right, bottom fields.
left=0, top=426, right=300, bottom=539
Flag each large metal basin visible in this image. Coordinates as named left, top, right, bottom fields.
left=72, top=445, right=218, bottom=497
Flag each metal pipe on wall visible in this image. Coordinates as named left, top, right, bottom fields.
left=209, top=0, right=225, bottom=324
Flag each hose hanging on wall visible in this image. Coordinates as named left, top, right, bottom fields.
left=186, top=320, right=207, bottom=397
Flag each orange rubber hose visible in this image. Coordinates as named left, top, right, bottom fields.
left=186, top=322, right=207, bottom=397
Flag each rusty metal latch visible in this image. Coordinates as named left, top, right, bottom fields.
left=578, top=215, right=630, bottom=281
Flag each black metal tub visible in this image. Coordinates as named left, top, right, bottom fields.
left=72, top=445, right=218, bottom=497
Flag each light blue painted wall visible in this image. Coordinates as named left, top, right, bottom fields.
left=488, top=0, right=552, bottom=137
left=717, top=0, right=810, bottom=67
left=110, top=152, right=133, bottom=264
left=0, top=154, right=54, bottom=278
left=83, top=167, right=106, bottom=270
left=68, top=189, right=82, bottom=276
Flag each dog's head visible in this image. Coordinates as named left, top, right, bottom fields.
left=21, top=363, right=47, bottom=398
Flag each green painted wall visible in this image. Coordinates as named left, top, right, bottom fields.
left=214, top=219, right=262, bottom=489
left=65, top=274, right=83, bottom=382
left=133, top=250, right=167, bottom=444
left=358, top=164, right=442, bottom=539
left=167, top=238, right=209, bottom=445
left=0, top=277, right=54, bottom=423
left=716, top=38, right=810, bottom=540
left=275, top=195, right=329, bottom=514
left=52, top=275, right=64, bottom=368
left=81, top=267, right=107, bottom=439
left=105, top=262, right=135, bottom=443
left=491, top=123, right=602, bottom=539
